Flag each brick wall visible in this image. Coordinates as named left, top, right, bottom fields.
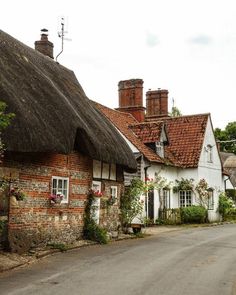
left=99, top=180, right=124, bottom=236
left=2, top=151, right=93, bottom=253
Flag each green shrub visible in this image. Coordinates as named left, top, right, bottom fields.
left=226, top=189, right=236, bottom=203
left=218, top=192, right=234, bottom=220
left=226, top=208, right=236, bottom=215
left=83, top=190, right=109, bottom=244
left=180, top=206, right=207, bottom=224
left=84, top=218, right=108, bottom=244
left=224, top=208, right=236, bottom=221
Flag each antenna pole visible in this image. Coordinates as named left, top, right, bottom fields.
left=56, top=18, right=65, bottom=62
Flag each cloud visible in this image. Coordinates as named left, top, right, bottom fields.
left=188, top=34, right=212, bottom=45
left=146, top=32, right=159, bottom=47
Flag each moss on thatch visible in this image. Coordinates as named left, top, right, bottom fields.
left=0, top=30, right=136, bottom=171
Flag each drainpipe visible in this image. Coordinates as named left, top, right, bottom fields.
left=224, top=176, right=230, bottom=191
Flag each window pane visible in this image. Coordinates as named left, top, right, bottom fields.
left=186, top=191, right=192, bottom=206
left=58, top=179, right=63, bottom=191
left=163, top=189, right=170, bottom=209
left=179, top=191, right=192, bottom=207
left=208, top=191, right=214, bottom=210
left=52, top=179, right=57, bottom=190
left=179, top=191, right=185, bottom=207
left=110, top=186, right=117, bottom=204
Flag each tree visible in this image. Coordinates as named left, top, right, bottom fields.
left=169, top=106, right=182, bottom=117
left=214, top=121, right=236, bottom=154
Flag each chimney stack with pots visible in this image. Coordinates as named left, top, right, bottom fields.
left=35, top=29, right=54, bottom=59
left=145, top=89, right=169, bottom=120
left=116, top=79, right=145, bottom=122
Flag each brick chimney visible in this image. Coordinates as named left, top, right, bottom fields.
left=145, top=89, right=169, bottom=120
left=35, top=29, right=54, bottom=59
left=116, top=79, right=145, bottom=122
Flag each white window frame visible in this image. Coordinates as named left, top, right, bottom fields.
left=92, top=181, right=102, bottom=194
left=51, top=176, right=69, bottom=204
left=155, top=141, right=164, bottom=158
left=163, top=189, right=171, bottom=209
left=206, top=145, right=213, bottom=163
left=110, top=186, right=118, bottom=205
left=92, top=181, right=101, bottom=224
left=179, top=190, right=192, bottom=207
left=208, top=190, right=214, bottom=210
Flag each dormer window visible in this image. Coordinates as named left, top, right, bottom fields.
left=206, top=144, right=213, bottom=163
left=155, top=141, right=164, bottom=158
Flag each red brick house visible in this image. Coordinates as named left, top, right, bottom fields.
left=0, top=30, right=136, bottom=252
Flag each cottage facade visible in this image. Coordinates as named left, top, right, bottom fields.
left=0, top=31, right=136, bottom=252
left=94, top=79, right=226, bottom=223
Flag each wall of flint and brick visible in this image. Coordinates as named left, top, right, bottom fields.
left=3, top=151, right=93, bottom=253
left=1, top=152, right=125, bottom=252
left=99, top=180, right=124, bottom=235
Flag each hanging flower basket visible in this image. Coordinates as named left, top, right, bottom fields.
left=10, top=188, right=27, bottom=201
left=49, top=193, right=64, bottom=205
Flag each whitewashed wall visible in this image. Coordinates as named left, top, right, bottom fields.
left=197, top=117, right=223, bottom=221
left=122, top=116, right=224, bottom=223
left=140, top=117, right=224, bottom=222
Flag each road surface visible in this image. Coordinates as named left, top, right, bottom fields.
left=0, top=224, right=236, bottom=295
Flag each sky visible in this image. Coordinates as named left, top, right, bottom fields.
left=1, top=0, right=236, bottom=129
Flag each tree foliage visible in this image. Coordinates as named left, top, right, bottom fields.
left=218, top=192, right=234, bottom=221
left=120, top=176, right=170, bottom=230
left=169, top=106, right=182, bottom=117
left=214, top=121, right=236, bottom=154
left=180, top=206, right=207, bottom=224
left=120, top=179, right=145, bottom=229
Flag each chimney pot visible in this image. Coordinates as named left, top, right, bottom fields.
left=116, top=79, right=145, bottom=122
left=145, top=88, right=169, bottom=120
left=35, top=29, right=54, bottom=59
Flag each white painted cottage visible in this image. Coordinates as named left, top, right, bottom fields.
left=94, top=79, right=227, bottom=222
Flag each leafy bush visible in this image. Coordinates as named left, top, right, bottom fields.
left=224, top=208, right=236, bottom=221
left=218, top=192, right=234, bottom=220
left=120, top=179, right=145, bottom=229
left=226, top=189, right=236, bottom=203
left=226, top=208, right=236, bottom=216
left=180, top=206, right=207, bottom=224
left=83, top=191, right=108, bottom=244
left=84, top=218, right=108, bottom=244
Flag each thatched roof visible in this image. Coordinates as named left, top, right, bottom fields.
left=0, top=30, right=136, bottom=171
left=220, top=152, right=236, bottom=187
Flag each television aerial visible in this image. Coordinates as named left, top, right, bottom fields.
left=56, top=17, right=72, bottom=62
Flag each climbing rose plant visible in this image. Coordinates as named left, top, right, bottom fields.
left=173, top=178, right=195, bottom=193
left=195, top=179, right=210, bottom=208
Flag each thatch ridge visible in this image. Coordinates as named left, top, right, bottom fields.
left=0, top=30, right=136, bottom=171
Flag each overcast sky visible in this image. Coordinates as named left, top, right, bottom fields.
left=2, top=0, right=236, bottom=129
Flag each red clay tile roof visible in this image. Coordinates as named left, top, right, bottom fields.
left=129, top=122, right=163, bottom=143
left=93, top=100, right=209, bottom=168
left=164, top=114, right=209, bottom=167
left=93, top=101, right=164, bottom=164
left=130, top=114, right=209, bottom=167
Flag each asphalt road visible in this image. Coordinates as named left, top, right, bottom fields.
left=0, top=224, right=236, bottom=295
